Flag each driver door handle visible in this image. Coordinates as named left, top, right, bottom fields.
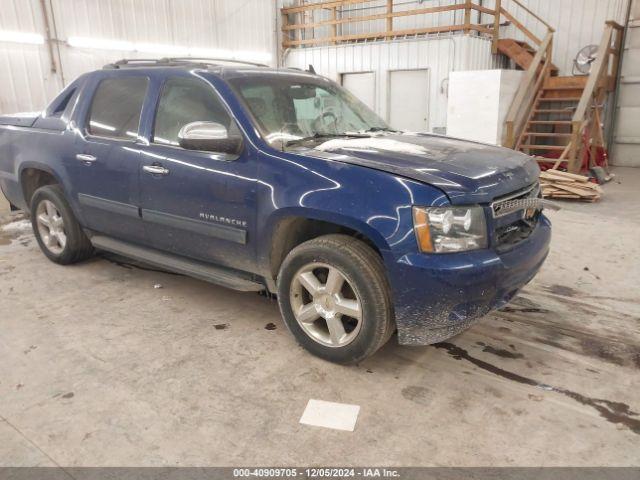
left=143, top=164, right=170, bottom=176
left=76, top=154, right=97, bottom=163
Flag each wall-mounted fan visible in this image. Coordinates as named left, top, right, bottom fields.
left=573, top=44, right=599, bottom=75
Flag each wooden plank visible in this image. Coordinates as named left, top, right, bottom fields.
left=283, top=23, right=467, bottom=47
left=282, top=0, right=369, bottom=15
left=464, top=0, right=472, bottom=34
left=546, top=170, right=590, bottom=182
left=331, top=7, right=337, bottom=44
left=551, top=142, right=573, bottom=170
left=386, top=0, right=393, bottom=39
left=504, top=33, right=552, bottom=126
left=527, top=132, right=572, bottom=137
left=503, top=33, right=552, bottom=147
left=528, top=120, right=572, bottom=125
left=515, top=89, right=543, bottom=150
left=470, top=24, right=493, bottom=35
left=573, top=25, right=613, bottom=124
left=609, top=27, right=623, bottom=90
left=500, top=7, right=541, bottom=45
left=552, top=183, right=598, bottom=197
left=605, top=20, right=625, bottom=30
left=539, top=97, right=581, bottom=102
left=533, top=109, right=575, bottom=114
left=540, top=173, right=578, bottom=183
left=520, top=145, right=568, bottom=150
left=491, top=0, right=501, bottom=54
left=568, top=122, right=583, bottom=174
left=472, top=3, right=496, bottom=16
left=282, top=4, right=465, bottom=32
left=510, top=0, right=555, bottom=32
left=543, top=76, right=588, bottom=90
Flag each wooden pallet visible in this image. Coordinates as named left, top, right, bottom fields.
left=539, top=170, right=603, bottom=202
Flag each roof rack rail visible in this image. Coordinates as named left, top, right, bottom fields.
left=170, top=57, right=268, bottom=67
left=103, top=57, right=268, bottom=69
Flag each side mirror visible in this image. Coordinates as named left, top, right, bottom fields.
left=178, top=121, right=242, bottom=155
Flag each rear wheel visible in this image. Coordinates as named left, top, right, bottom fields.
left=277, top=234, right=395, bottom=364
left=30, top=185, right=93, bottom=264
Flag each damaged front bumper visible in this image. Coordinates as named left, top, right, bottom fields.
left=388, top=215, right=552, bottom=345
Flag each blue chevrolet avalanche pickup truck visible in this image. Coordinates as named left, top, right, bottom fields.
left=0, top=58, right=551, bottom=364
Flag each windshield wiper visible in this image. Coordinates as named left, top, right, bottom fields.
left=362, top=127, right=399, bottom=133
left=284, top=132, right=370, bottom=148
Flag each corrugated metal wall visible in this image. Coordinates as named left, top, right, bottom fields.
left=1, top=0, right=632, bottom=119
left=282, top=0, right=631, bottom=75
left=0, top=1, right=61, bottom=114
left=284, top=35, right=506, bottom=132
left=0, top=0, right=277, bottom=114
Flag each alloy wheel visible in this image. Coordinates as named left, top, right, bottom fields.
left=290, top=262, right=363, bottom=347
left=35, top=200, right=67, bottom=255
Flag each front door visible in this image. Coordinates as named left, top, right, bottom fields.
left=68, top=74, right=149, bottom=244
left=138, top=74, right=257, bottom=272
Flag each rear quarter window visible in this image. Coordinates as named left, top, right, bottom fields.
left=87, top=76, right=149, bottom=140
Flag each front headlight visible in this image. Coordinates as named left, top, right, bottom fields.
left=412, top=205, right=488, bottom=253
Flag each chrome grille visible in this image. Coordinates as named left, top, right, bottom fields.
left=491, top=183, right=541, bottom=218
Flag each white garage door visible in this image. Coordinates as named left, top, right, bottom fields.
left=341, top=72, right=376, bottom=111
left=388, top=69, right=430, bottom=133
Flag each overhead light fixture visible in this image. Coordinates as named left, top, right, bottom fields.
left=0, top=30, right=45, bottom=45
left=67, top=36, right=134, bottom=51
left=67, top=36, right=271, bottom=63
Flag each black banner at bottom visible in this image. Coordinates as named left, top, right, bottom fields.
left=0, top=468, right=639, bottom=480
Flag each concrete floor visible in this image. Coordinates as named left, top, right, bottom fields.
left=1, top=168, right=639, bottom=467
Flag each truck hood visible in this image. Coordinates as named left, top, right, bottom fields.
left=304, top=133, right=540, bottom=204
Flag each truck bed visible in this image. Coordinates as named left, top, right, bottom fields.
left=0, top=112, right=40, bottom=128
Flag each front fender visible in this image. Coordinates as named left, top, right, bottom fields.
left=266, top=206, right=392, bottom=254
left=255, top=149, right=450, bottom=279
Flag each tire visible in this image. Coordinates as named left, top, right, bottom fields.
left=277, top=234, right=395, bottom=364
left=30, top=184, right=93, bottom=265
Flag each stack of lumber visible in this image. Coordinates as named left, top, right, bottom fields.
left=539, top=170, right=603, bottom=202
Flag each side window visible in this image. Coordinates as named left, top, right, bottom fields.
left=153, top=76, right=236, bottom=146
left=87, top=77, right=148, bottom=140
left=238, top=84, right=285, bottom=134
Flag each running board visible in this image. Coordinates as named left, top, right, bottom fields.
left=91, top=235, right=264, bottom=292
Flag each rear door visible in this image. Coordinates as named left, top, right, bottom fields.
left=388, top=69, right=430, bottom=132
left=68, top=73, right=149, bottom=244
left=137, top=74, right=257, bottom=272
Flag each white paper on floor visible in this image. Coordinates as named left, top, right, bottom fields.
left=299, top=399, right=360, bottom=432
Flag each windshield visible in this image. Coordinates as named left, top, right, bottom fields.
left=227, top=74, right=392, bottom=149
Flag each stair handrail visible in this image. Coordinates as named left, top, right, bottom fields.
left=508, top=0, right=555, bottom=33
left=503, top=31, right=554, bottom=149
left=568, top=21, right=625, bottom=172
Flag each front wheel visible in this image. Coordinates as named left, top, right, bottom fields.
left=277, top=234, right=395, bottom=364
